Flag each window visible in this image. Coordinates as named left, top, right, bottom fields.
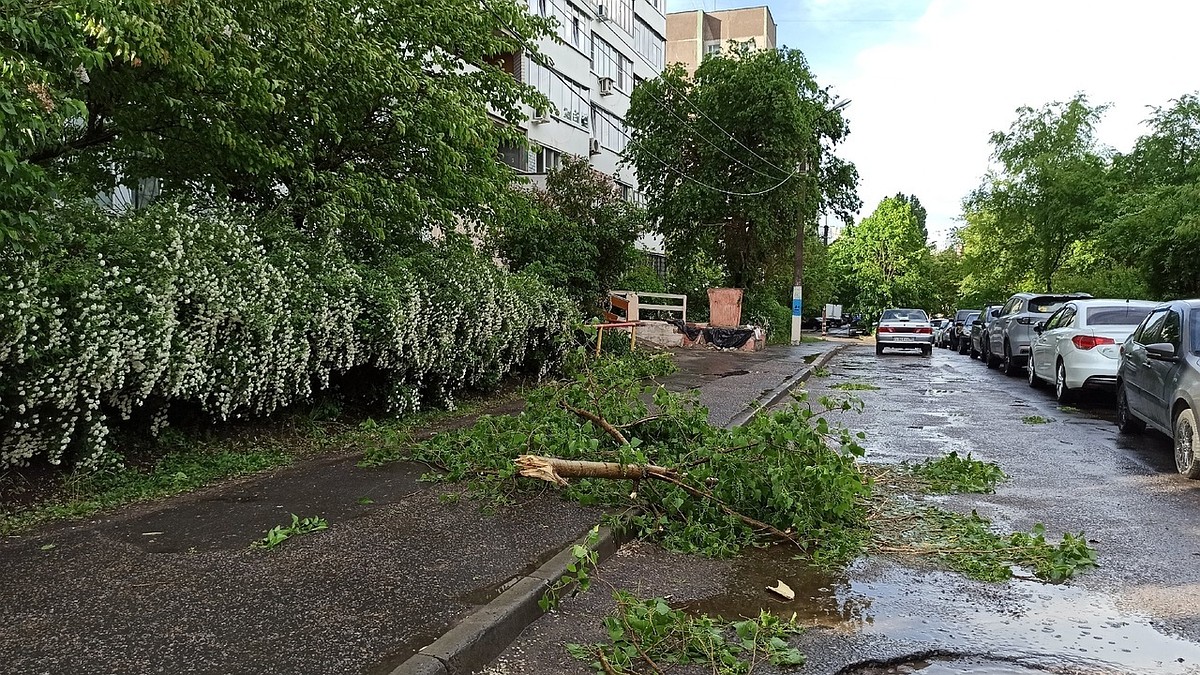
left=633, top=18, right=665, bottom=70
left=537, top=0, right=547, bottom=16
left=597, top=0, right=632, bottom=35
left=1043, top=307, right=1068, bottom=332
left=1085, top=305, right=1155, bottom=327
left=1000, top=298, right=1020, bottom=316
left=1029, top=296, right=1072, bottom=313
left=617, top=53, right=632, bottom=91
left=1135, top=309, right=1169, bottom=345
left=880, top=309, right=928, bottom=322
left=525, top=56, right=590, bottom=128
left=1163, top=310, right=1182, bottom=349
left=536, top=147, right=562, bottom=174
left=704, top=41, right=722, bottom=57
left=499, top=142, right=528, bottom=171
left=593, top=34, right=632, bottom=92
left=591, top=105, right=627, bottom=152
left=572, top=15, right=582, bottom=48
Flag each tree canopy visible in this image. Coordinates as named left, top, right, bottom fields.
left=1, top=0, right=549, bottom=250
left=623, top=45, right=859, bottom=291
left=490, top=155, right=644, bottom=311
left=831, top=196, right=931, bottom=318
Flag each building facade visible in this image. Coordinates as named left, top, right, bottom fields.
left=665, top=5, right=776, bottom=77
left=499, top=0, right=667, bottom=204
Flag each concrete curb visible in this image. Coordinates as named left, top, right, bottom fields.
left=387, top=525, right=623, bottom=675
left=725, top=344, right=851, bottom=428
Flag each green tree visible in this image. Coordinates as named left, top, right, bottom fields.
left=927, top=245, right=963, bottom=316
left=2, top=0, right=549, bottom=249
left=965, top=95, right=1110, bottom=292
left=491, top=155, right=644, bottom=311
left=624, top=45, right=859, bottom=291
left=1102, top=93, right=1200, bottom=298
left=831, top=196, right=931, bottom=318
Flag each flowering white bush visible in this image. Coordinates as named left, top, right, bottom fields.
left=0, top=202, right=574, bottom=469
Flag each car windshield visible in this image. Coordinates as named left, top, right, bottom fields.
left=881, top=309, right=927, bottom=322
left=1029, top=296, right=1074, bottom=314
left=965, top=312, right=980, bottom=323
left=1086, top=305, right=1154, bottom=327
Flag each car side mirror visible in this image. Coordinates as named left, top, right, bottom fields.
left=990, top=310, right=1000, bottom=318
left=971, top=320, right=981, bottom=326
left=1146, top=342, right=1178, bottom=361
left=1034, top=321, right=1045, bottom=334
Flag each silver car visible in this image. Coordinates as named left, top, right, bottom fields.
left=875, top=308, right=933, bottom=356
left=1116, top=300, right=1200, bottom=478
left=987, top=292, right=1092, bottom=375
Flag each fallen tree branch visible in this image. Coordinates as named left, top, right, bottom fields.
left=515, top=454, right=798, bottom=548
left=613, top=415, right=662, bottom=430
left=515, top=455, right=675, bottom=487
left=560, top=401, right=629, bottom=446
left=652, top=473, right=801, bottom=549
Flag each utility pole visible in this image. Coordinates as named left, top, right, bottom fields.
left=790, top=99, right=849, bottom=346
left=823, top=213, right=829, bottom=246
left=790, top=155, right=808, bottom=345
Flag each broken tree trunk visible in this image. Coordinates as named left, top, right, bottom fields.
left=515, top=455, right=675, bottom=487
left=515, top=454, right=799, bottom=548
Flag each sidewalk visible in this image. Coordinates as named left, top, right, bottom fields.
left=0, top=343, right=837, bottom=675
left=657, top=342, right=830, bottom=427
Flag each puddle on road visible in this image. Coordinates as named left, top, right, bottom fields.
left=680, top=547, right=1200, bottom=674
left=847, top=658, right=1052, bottom=674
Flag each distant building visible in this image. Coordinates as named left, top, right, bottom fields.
left=494, top=0, right=667, bottom=205
left=666, top=5, right=777, bottom=76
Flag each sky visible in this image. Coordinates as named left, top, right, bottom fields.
left=664, top=0, right=1200, bottom=247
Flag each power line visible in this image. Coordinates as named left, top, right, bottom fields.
left=545, top=0, right=794, bottom=180
left=479, top=0, right=802, bottom=198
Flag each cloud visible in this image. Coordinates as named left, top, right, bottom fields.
left=827, top=0, right=1200, bottom=245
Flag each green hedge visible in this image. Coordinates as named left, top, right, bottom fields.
left=0, top=202, right=574, bottom=469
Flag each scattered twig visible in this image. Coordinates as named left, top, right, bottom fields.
left=560, top=401, right=629, bottom=446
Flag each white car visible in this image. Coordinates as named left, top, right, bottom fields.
left=875, top=308, right=933, bottom=356
left=1028, top=299, right=1158, bottom=403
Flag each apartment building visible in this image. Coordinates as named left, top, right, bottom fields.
left=499, top=0, right=667, bottom=202
left=665, top=5, right=776, bottom=76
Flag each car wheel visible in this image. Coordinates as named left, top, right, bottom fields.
left=1027, top=358, right=1043, bottom=388
left=1116, top=382, right=1144, bottom=434
left=970, top=345, right=979, bottom=359
left=985, top=345, right=998, bottom=369
left=957, top=338, right=968, bottom=355
left=1000, top=342, right=1020, bottom=376
left=1054, top=360, right=1074, bottom=404
left=922, top=345, right=932, bottom=357
left=875, top=343, right=884, bottom=355
left=1174, top=408, right=1200, bottom=479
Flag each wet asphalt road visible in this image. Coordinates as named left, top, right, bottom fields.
left=489, top=343, right=1200, bottom=675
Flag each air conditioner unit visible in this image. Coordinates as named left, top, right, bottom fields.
left=531, top=109, right=551, bottom=124
left=589, top=138, right=602, bottom=155
left=596, top=3, right=608, bottom=20
left=598, top=76, right=614, bottom=96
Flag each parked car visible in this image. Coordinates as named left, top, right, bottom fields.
left=1116, top=300, right=1200, bottom=478
left=875, top=308, right=933, bottom=356
left=956, top=312, right=979, bottom=354
left=948, top=309, right=979, bottom=351
left=846, top=314, right=868, bottom=336
left=986, top=292, right=1092, bottom=375
left=931, top=318, right=950, bottom=346
left=971, top=304, right=1004, bottom=360
left=1028, top=299, right=1157, bottom=403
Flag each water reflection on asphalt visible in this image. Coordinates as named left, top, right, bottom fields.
left=682, top=547, right=1200, bottom=674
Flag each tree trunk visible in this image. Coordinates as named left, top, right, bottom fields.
left=515, top=455, right=674, bottom=486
